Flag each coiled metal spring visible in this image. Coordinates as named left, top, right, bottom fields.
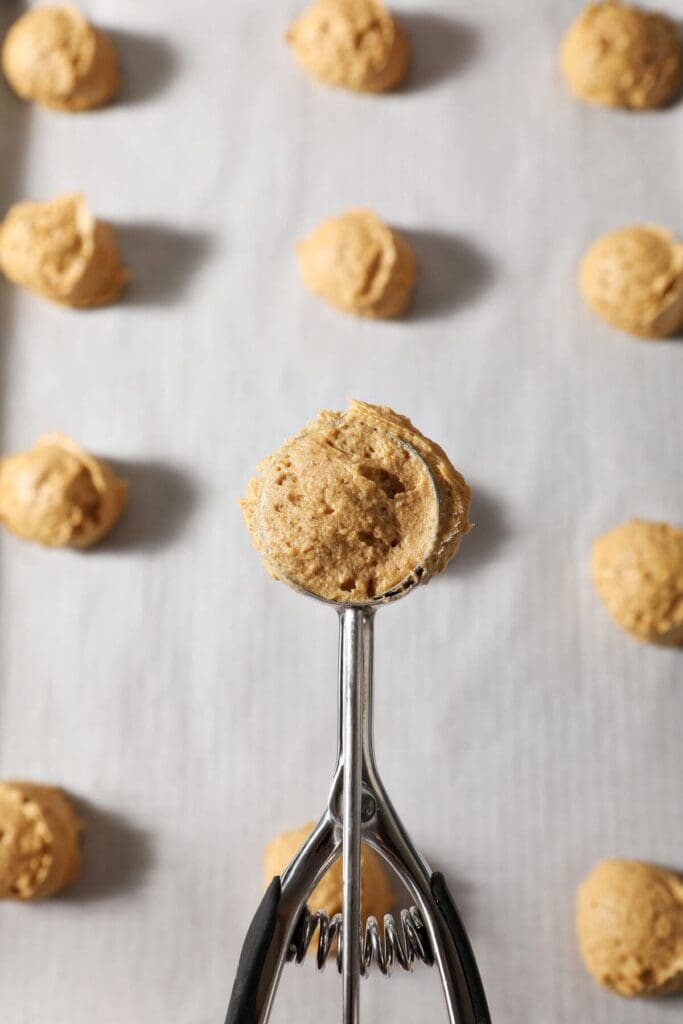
left=287, top=905, right=434, bottom=976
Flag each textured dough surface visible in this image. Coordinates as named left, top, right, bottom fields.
left=2, top=5, right=119, bottom=111
left=560, top=1, right=681, bottom=109
left=580, top=225, right=683, bottom=338
left=241, top=400, right=471, bottom=603
left=592, top=518, right=683, bottom=645
left=287, top=0, right=409, bottom=93
left=0, top=193, right=128, bottom=308
left=297, top=209, right=416, bottom=318
left=0, top=782, right=82, bottom=900
left=263, top=821, right=394, bottom=921
left=577, top=859, right=683, bottom=997
left=0, top=433, right=127, bottom=549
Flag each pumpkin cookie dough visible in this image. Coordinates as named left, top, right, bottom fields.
left=0, top=782, right=82, bottom=900
left=241, top=400, right=471, bottom=603
left=592, top=518, right=683, bottom=645
left=579, top=225, right=683, bottom=338
left=264, top=821, right=393, bottom=921
left=0, top=193, right=128, bottom=308
left=287, top=0, right=409, bottom=93
left=577, top=859, right=683, bottom=997
left=297, top=209, right=416, bottom=319
left=2, top=4, right=119, bottom=112
left=0, top=433, right=127, bottom=549
left=560, top=1, right=681, bottom=110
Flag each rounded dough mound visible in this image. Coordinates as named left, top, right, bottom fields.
left=560, top=1, right=681, bottom=110
left=240, top=400, right=471, bottom=604
left=0, top=433, right=127, bottom=549
left=297, top=209, right=416, bottom=319
left=0, top=782, right=82, bottom=900
left=2, top=4, right=119, bottom=111
left=264, top=821, right=393, bottom=922
left=0, top=193, right=128, bottom=308
left=592, top=518, right=683, bottom=645
left=577, top=859, right=683, bottom=997
left=579, top=225, right=683, bottom=338
left=287, top=0, right=409, bottom=93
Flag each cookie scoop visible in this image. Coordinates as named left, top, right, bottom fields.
left=0, top=782, right=82, bottom=900
left=0, top=193, right=128, bottom=308
left=580, top=225, right=683, bottom=338
left=0, top=433, right=127, bottom=549
left=264, top=821, right=393, bottom=922
left=592, top=518, right=683, bottom=645
left=297, top=209, right=416, bottom=319
left=2, top=4, right=119, bottom=111
left=577, top=859, right=683, bottom=996
left=287, top=0, right=409, bottom=93
left=228, top=402, right=488, bottom=1024
left=561, top=1, right=681, bottom=109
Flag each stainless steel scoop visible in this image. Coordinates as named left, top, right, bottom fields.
left=225, top=437, right=491, bottom=1024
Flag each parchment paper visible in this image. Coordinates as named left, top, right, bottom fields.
left=0, top=1, right=681, bottom=1022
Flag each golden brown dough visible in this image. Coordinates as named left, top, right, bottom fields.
left=0, top=782, right=82, bottom=900
left=577, top=859, right=683, bottom=997
left=264, top=821, right=393, bottom=921
left=0, top=433, right=127, bottom=549
left=0, top=193, right=128, bottom=308
left=560, top=1, right=681, bottom=110
left=592, top=518, right=683, bottom=645
left=579, top=225, right=683, bottom=338
left=297, top=209, right=416, bottom=319
left=287, top=0, right=409, bottom=93
left=241, top=400, right=471, bottom=603
left=2, top=4, right=119, bottom=111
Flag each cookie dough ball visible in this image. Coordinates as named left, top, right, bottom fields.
left=0, top=433, right=127, bottom=549
left=560, top=1, right=681, bottom=110
left=297, top=209, right=416, bottom=319
left=264, top=821, right=393, bottom=921
left=0, top=193, right=128, bottom=308
left=241, top=400, right=471, bottom=603
left=287, top=0, right=409, bottom=93
left=580, top=225, right=683, bottom=338
left=577, top=859, right=683, bottom=997
left=0, top=782, right=82, bottom=900
left=592, top=518, right=683, bottom=645
left=2, top=5, right=119, bottom=111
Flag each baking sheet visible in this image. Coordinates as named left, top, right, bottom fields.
left=0, top=0, right=682, bottom=1021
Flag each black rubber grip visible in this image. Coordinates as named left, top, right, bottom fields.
left=225, top=877, right=281, bottom=1024
left=430, top=872, right=491, bottom=1024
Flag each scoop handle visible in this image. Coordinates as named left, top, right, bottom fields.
left=430, top=871, right=492, bottom=1024
left=224, top=877, right=281, bottom=1024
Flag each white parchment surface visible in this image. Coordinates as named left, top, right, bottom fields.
left=0, top=1, right=681, bottom=1022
